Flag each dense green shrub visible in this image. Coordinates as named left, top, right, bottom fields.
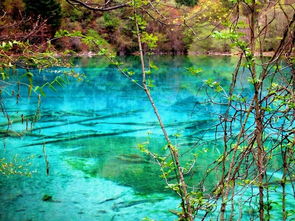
left=175, top=0, right=198, bottom=7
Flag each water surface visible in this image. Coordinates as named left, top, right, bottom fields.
left=0, top=56, right=292, bottom=220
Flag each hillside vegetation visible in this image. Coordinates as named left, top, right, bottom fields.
left=0, top=0, right=293, bottom=55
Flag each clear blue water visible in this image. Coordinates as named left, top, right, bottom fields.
left=0, top=56, right=293, bottom=220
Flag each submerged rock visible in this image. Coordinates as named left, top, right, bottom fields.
left=171, top=96, right=201, bottom=111
left=116, top=154, right=149, bottom=164
left=42, top=194, right=53, bottom=202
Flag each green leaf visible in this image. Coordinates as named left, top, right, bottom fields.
left=37, top=87, right=46, bottom=97
left=28, top=85, right=33, bottom=97
left=26, top=72, right=34, bottom=78
left=34, top=86, right=40, bottom=92
left=146, top=79, right=154, bottom=87
left=186, top=67, right=202, bottom=75
left=127, top=71, right=135, bottom=76
left=141, top=32, right=158, bottom=49
left=0, top=72, right=6, bottom=80
left=49, top=84, right=57, bottom=92
left=149, top=61, right=158, bottom=70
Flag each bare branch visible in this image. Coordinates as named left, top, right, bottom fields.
left=65, top=0, right=130, bottom=11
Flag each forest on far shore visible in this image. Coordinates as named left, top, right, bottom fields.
left=1, top=0, right=294, bottom=55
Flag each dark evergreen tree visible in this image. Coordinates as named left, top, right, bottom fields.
left=24, top=0, right=62, bottom=31
left=175, top=0, right=198, bottom=7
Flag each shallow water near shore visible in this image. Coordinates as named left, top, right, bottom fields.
left=0, top=56, right=293, bottom=220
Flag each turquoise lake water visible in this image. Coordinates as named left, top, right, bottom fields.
left=0, top=56, right=293, bottom=220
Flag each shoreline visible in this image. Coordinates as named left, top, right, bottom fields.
left=1, top=50, right=280, bottom=60
left=61, top=50, right=277, bottom=58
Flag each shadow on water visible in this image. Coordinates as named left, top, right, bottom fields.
left=55, top=134, right=222, bottom=195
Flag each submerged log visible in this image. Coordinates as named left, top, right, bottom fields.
left=0, top=129, right=45, bottom=138
left=97, top=194, right=125, bottom=204
left=24, top=127, right=150, bottom=147
left=34, top=130, right=97, bottom=141
left=112, top=198, right=165, bottom=211
left=31, top=110, right=141, bottom=132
